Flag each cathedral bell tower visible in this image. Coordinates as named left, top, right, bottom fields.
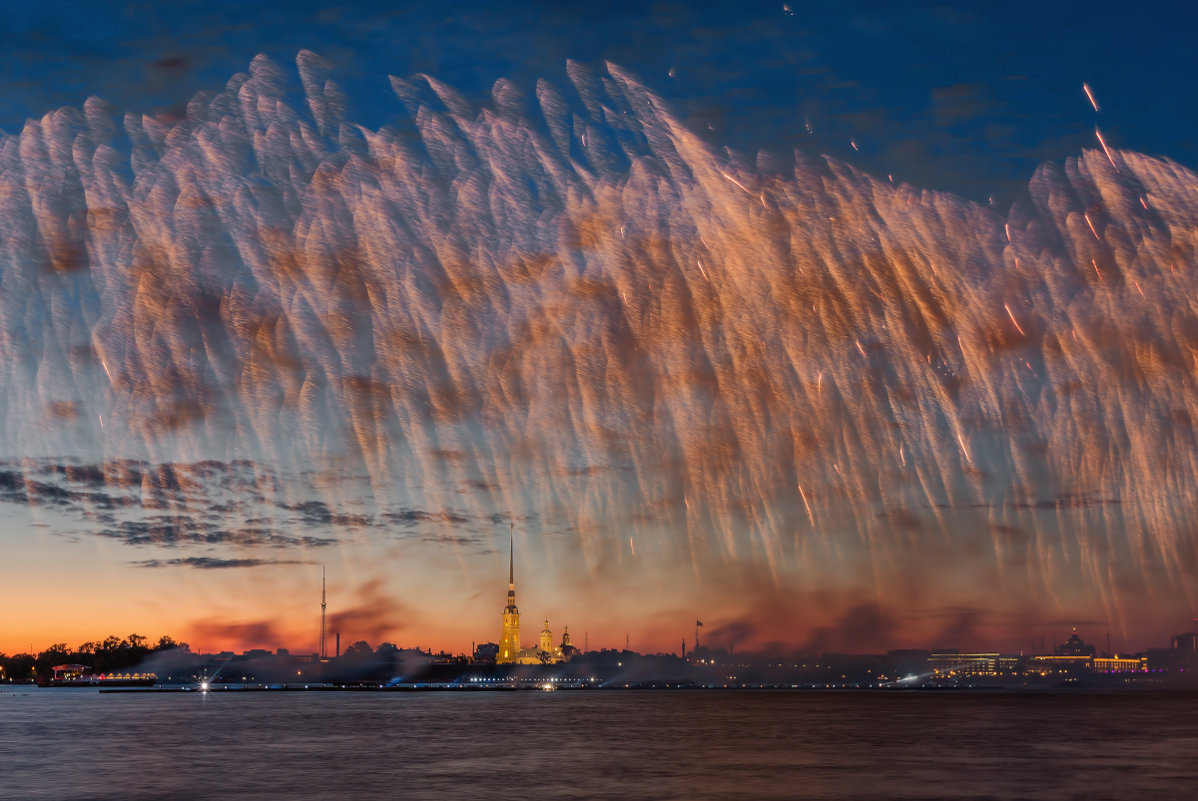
left=499, top=524, right=520, bottom=663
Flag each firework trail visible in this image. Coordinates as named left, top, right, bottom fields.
left=1, top=53, right=1196, bottom=633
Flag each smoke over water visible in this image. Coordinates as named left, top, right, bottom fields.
left=3, top=52, right=1196, bottom=647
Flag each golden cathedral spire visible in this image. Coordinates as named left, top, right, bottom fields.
left=499, top=522, right=521, bottom=663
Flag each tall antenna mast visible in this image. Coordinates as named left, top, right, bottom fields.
left=320, top=565, right=327, bottom=659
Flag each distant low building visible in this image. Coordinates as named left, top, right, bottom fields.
left=474, top=642, right=499, bottom=663
left=1029, top=655, right=1092, bottom=673
left=928, top=651, right=1000, bottom=676
left=1092, top=656, right=1145, bottom=673
left=884, top=650, right=930, bottom=674
left=1149, top=629, right=1198, bottom=670
left=1172, top=632, right=1198, bottom=656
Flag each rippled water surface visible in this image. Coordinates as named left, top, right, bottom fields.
left=2, top=689, right=1197, bottom=800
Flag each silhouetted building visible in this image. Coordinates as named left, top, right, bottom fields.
left=560, top=626, right=578, bottom=659
left=884, top=650, right=930, bottom=674
left=1055, top=628, right=1096, bottom=657
left=1149, top=629, right=1198, bottom=670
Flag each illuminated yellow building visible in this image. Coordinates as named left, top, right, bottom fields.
left=1029, top=654, right=1092, bottom=674
left=499, top=535, right=521, bottom=663
left=497, top=531, right=567, bottom=665
left=1093, top=656, right=1146, bottom=672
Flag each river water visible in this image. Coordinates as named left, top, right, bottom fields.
left=2, top=689, right=1196, bottom=800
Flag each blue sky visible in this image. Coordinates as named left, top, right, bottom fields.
left=1, top=0, right=1191, bottom=204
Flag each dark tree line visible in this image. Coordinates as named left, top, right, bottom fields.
left=0, top=635, right=187, bottom=682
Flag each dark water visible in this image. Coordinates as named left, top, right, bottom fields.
left=2, top=689, right=1197, bottom=800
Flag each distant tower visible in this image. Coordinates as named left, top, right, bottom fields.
left=320, top=565, right=327, bottom=659
left=540, top=620, right=554, bottom=655
left=498, top=524, right=521, bottom=664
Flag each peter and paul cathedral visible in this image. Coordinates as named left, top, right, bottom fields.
left=497, top=527, right=573, bottom=665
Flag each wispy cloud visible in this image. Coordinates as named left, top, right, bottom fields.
left=1, top=459, right=502, bottom=555
left=133, top=556, right=316, bottom=569
left=92, top=517, right=335, bottom=548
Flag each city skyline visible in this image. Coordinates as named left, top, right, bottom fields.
left=3, top=1, right=1197, bottom=659
left=6, top=548, right=1195, bottom=659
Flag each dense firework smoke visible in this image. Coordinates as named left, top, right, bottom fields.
left=2, top=53, right=1195, bottom=646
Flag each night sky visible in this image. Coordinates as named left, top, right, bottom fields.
left=3, top=0, right=1191, bottom=202
left=1, top=0, right=1195, bottom=656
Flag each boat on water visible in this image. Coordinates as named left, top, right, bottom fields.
left=39, top=664, right=157, bottom=688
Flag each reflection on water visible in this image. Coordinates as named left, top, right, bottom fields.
left=2, top=689, right=1197, bottom=800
